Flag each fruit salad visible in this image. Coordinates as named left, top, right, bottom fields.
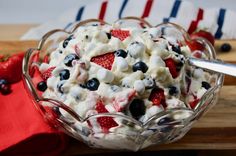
left=37, top=23, right=213, bottom=141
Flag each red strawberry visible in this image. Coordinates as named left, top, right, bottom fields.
left=111, top=29, right=130, bottom=41
left=0, top=52, right=25, bottom=83
left=91, top=52, right=115, bottom=70
left=164, top=58, right=179, bottom=79
left=189, top=99, right=200, bottom=109
left=192, top=51, right=203, bottom=58
left=41, top=66, right=56, bottom=81
left=190, top=30, right=215, bottom=46
left=95, top=100, right=118, bottom=133
left=186, top=40, right=205, bottom=52
left=149, top=88, right=166, bottom=108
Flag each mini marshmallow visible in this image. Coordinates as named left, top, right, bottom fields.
left=134, top=80, right=145, bottom=94
left=97, top=68, right=114, bottom=83
left=127, top=42, right=146, bottom=58
left=149, top=55, right=165, bottom=67
left=148, top=28, right=160, bottom=38
left=70, top=85, right=84, bottom=100
left=141, top=105, right=163, bottom=122
left=47, top=76, right=58, bottom=90
left=193, top=68, right=204, bottom=79
left=39, top=63, right=50, bottom=73
left=142, top=77, right=154, bottom=88
left=115, top=57, right=129, bottom=71
left=166, top=98, right=186, bottom=109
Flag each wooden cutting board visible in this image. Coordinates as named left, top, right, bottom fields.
left=1, top=40, right=236, bottom=154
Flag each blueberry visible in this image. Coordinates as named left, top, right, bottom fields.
left=106, top=33, right=111, bottom=39
left=59, top=69, right=70, bottom=80
left=143, top=77, right=155, bottom=89
left=220, top=43, right=231, bottom=52
left=37, top=81, right=47, bottom=92
left=64, top=54, right=79, bottom=67
left=132, top=61, right=148, bottom=73
left=79, top=84, right=87, bottom=89
left=86, top=78, right=100, bottom=91
left=129, top=99, right=146, bottom=120
left=63, top=35, right=73, bottom=48
left=0, top=84, right=11, bottom=95
left=115, top=49, right=127, bottom=58
left=172, top=45, right=181, bottom=54
left=202, top=81, right=211, bottom=90
left=176, top=62, right=184, bottom=72
left=0, top=79, right=7, bottom=85
left=168, top=86, right=178, bottom=96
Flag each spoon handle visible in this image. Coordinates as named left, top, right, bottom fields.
left=188, top=58, right=236, bottom=77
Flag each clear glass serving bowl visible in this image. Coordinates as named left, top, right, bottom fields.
left=22, top=17, right=224, bottom=151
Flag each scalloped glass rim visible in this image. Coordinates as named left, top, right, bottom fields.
left=22, top=17, right=224, bottom=131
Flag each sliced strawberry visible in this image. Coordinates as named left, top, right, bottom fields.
left=190, top=30, right=215, bottom=46
left=164, top=58, right=179, bottom=79
left=192, top=51, right=203, bottom=58
left=186, top=40, right=205, bottom=52
left=90, top=52, right=115, bottom=70
left=189, top=99, right=200, bottom=109
left=95, top=100, right=118, bottom=133
left=149, top=88, right=166, bottom=108
left=41, top=66, right=56, bottom=81
left=111, top=29, right=130, bottom=41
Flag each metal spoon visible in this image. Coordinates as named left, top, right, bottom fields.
left=187, top=58, right=236, bottom=77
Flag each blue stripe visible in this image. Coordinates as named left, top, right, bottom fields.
left=170, top=0, right=181, bottom=17
left=76, top=6, right=85, bottom=21
left=163, top=0, right=181, bottom=22
left=64, top=22, right=73, bottom=30
left=215, top=8, right=226, bottom=39
left=119, top=0, right=128, bottom=19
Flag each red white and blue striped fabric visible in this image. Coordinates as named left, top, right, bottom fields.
left=21, top=0, right=236, bottom=40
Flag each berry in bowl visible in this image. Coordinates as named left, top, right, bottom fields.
left=22, top=17, right=223, bottom=151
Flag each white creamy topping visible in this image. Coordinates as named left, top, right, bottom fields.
left=40, top=23, right=212, bottom=130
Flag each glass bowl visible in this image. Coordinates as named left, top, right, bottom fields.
left=22, top=17, right=224, bottom=151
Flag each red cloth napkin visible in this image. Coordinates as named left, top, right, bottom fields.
left=0, top=80, right=68, bottom=155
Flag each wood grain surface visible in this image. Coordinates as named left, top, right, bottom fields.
left=0, top=26, right=236, bottom=154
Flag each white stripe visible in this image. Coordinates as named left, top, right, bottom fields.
left=198, top=8, right=219, bottom=35
left=170, top=1, right=198, bottom=30
left=148, top=0, right=175, bottom=25
left=122, top=0, right=147, bottom=17
left=104, top=0, right=124, bottom=22
left=221, top=10, right=236, bottom=39
left=81, top=0, right=102, bottom=20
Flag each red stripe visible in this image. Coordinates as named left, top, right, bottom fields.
left=141, top=0, right=153, bottom=18
left=188, top=8, right=204, bottom=34
left=99, top=1, right=108, bottom=20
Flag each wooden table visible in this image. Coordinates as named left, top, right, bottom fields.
left=1, top=25, right=236, bottom=155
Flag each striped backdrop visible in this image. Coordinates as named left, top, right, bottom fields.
left=21, top=0, right=236, bottom=40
